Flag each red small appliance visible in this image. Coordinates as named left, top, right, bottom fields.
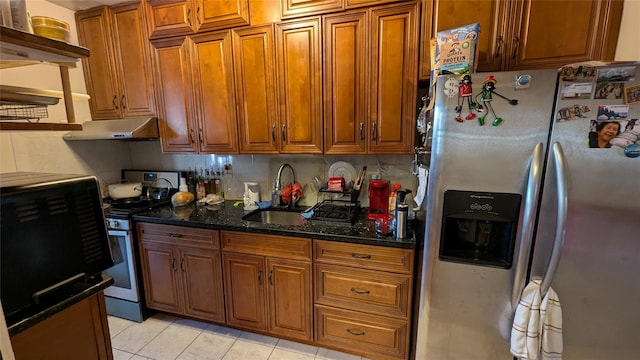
left=367, top=180, right=391, bottom=220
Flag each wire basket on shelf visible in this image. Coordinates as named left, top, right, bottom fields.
left=0, top=104, right=48, bottom=122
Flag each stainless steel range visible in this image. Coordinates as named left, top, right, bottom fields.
left=103, top=170, right=180, bottom=322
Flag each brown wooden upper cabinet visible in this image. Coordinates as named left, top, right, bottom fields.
left=419, top=0, right=624, bottom=80
left=76, top=3, right=156, bottom=119
left=324, top=2, right=419, bottom=154
left=151, top=32, right=239, bottom=154
left=275, top=17, right=324, bottom=154
left=146, top=0, right=250, bottom=39
left=233, top=25, right=280, bottom=153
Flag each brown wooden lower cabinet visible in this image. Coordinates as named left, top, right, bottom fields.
left=11, top=292, right=113, bottom=360
left=315, top=304, right=409, bottom=360
left=221, top=231, right=313, bottom=341
left=313, top=239, right=414, bottom=360
left=137, top=223, right=225, bottom=323
left=135, top=223, right=415, bottom=359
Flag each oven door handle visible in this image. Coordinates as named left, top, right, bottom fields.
left=108, top=230, right=130, bottom=237
left=107, top=229, right=130, bottom=265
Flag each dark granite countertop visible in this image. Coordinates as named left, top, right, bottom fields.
left=132, top=200, right=417, bottom=249
left=7, top=274, right=114, bottom=336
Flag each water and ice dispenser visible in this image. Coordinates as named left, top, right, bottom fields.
left=439, top=190, right=521, bottom=268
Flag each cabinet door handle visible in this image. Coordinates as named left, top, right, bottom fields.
left=120, top=95, right=126, bottom=110
left=169, top=233, right=183, bottom=238
left=196, top=7, right=201, bottom=25
left=198, top=128, right=204, bottom=144
left=494, top=35, right=503, bottom=58
left=258, top=269, right=263, bottom=285
left=512, top=37, right=520, bottom=59
left=187, top=8, right=192, bottom=27
left=268, top=269, right=273, bottom=286
left=171, top=258, right=177, bottom=271
left=272, top=125, right=276, bottom=142
left=281, top=125, right=286, bottom=142
left=189, top=129, right=195, bottom=144
left=371, top=122, right=377, bottom=141
left=350, top=287, right=370, bottom=295
left=180, top=258, right=185, bottom=272
left=359, top=123, right=364, bottom=140
left=347, top=329, right=365, bottom=336
left=351, top=253, right=371, bottom=259
left=112, top=95, right=119, bottom=110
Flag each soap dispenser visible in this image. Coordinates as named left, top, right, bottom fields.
left=394, top=189, right=412, bottom=240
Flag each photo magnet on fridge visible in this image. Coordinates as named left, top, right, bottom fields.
left=624, top=84, right=640, bottom=105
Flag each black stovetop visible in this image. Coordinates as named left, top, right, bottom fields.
left=104, top=197, right=171, bottom=219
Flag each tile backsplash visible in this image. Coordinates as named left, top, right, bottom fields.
left=128, top=141, right=418, bottom=208
left=1, top=133, right=419, bottom=208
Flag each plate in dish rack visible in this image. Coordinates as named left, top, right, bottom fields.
left=328, top=161, right=357, bottom=185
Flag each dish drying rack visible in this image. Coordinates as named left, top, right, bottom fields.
left=316, top=165, right=366, bottom=204
left=317, top=183, right=361, bottom=204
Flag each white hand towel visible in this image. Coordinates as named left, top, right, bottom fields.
left=511, top=280, right=542, bottom=359
left=414, top=166, right=428, bottom=208
left=540, top=287, right=563, bottom=360
left=510, top=280, right=563, bottom=360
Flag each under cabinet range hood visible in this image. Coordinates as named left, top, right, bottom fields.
left=63, top=117, right=159, bottom=140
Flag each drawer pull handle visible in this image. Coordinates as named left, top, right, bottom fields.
left=351, top=253, right=371, bottom=259
left=350, top=287, right=370, bottom=295
left=347, top=329, right=365, bottom=336
left=169, top=233, right=183, bottom=238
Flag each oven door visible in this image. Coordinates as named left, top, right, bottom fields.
left=104, top=229, right=140, bottom=302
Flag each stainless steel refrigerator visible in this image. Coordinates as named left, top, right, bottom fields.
left=414, top=63, right=640, bottom=359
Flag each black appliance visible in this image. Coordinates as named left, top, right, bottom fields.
left=0, top=172, right=113, bottom=325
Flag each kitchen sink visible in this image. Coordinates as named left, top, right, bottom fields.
left=242, top=209, right=305, bottom=226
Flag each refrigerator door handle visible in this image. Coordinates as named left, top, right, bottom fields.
left=511, top=143, right=545, bottom=311
left=539, top=142, right=568, bottom=298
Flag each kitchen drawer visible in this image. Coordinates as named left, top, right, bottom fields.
left=137, top=222, right=219, bottom=249
left=315, top=264, right=412, bottom=318
left=315, top=304, right=409, bottom=360
left=221, top=231, right=312, bottom=260
left=314, top=240, right=414, bottom=274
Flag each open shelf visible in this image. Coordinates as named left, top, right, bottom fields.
left=0, top=122, right=82, bottom=131
left=1, top=26, right=90, bottom=131
left=0, top=26, right=89, bottom=62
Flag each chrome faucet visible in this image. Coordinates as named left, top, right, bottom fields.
left=272, top=163, right=296, bottom=207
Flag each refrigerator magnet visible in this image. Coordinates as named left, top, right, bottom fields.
left=560, top=83, right=592, bottom=100
left=443, top=76, right=460, bottom=98
left=594, top=82, right=624, bottom=100
left=560, top=65, right=597, bottom=82
left=597, top=105, right=629, bottom=121
left=623, top=84, right=640, bottom=105
left=515, top=74, right=531, bottom=89
left=556, top=104, right=591, bottom=121
left=610, top=119, right=640, bottom=149
left=588, top=120, right=620, bottom=148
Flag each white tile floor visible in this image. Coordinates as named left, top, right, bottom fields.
left=108, top=313, right=372, bottom=360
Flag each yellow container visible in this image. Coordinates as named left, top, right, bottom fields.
left=31, top=16, right=70, bottom=42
